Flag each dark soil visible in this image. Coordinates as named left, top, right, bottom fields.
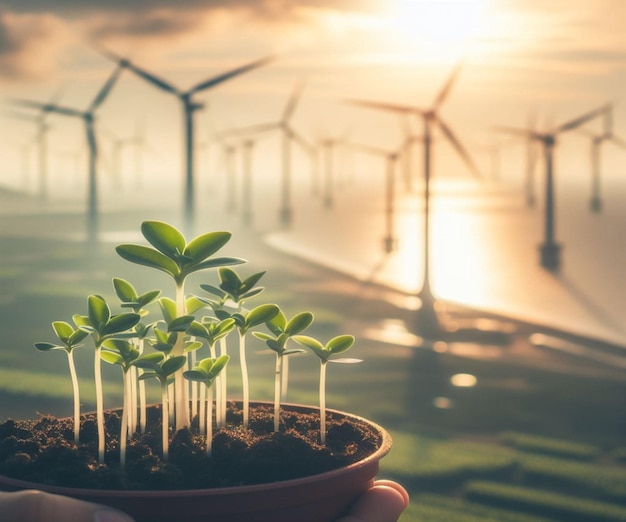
left=0, top=402, right=381, bottom=491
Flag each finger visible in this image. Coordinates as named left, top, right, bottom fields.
left=337, top=482, right=409, bottom=522
left=0, top=490, right=135, bottom=522
left=372, top=480, right=410, bottom=507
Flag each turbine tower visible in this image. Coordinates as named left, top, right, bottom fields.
left=345, top=62, right=481, bottom=338
left=495, top=103, right=611, bottom=270
left=347, top=142, right=402, bottom=254
left=100, top=48, right=273, bottom=234
left=576, top=108, right=625, bottom=212
left=5, top=88, right=62, bottom=201
left=10, top=65, right=124, bottom=246
left=218, top=81, right=313, bottom=227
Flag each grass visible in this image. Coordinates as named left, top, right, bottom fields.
left=465, top=481, right=626, bottom=522
left=501, top=431, right=601, bottom=460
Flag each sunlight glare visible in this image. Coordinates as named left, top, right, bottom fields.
left=387, top=0, right=488, bottom=61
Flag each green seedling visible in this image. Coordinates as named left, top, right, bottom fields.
left=74, top=295, right=140, bottom=463
left=112, top=277, right=161, bottom=434
left=293, top=334, right=362, bottom=444
left=135, top=353, right=188, bottom=461
left=199, top=268, right=266, bottom=428
left=101, top=339, right=141, bottom=468
left=254, top=309, right=313, bottom=432
left=116, top=221, right=244, bottom=431
left=183, top=355, right=230, bottom=455
left=220, top=303, right=279, bottom=428
left=34, top=322, right=90, bottom=443
left=188, top=318, right=236, bottom=429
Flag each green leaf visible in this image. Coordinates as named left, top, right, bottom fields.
left=73, top=315, right=90, bottom=328
left=158, top=297, right=177, bottom=324
left=285, top=312, right=314, bottom=335
left=266, top=339, right=283, bottom=354
left=141, top=221, right=186, bottom=259
left=210, top=354, right=230, bottom=376
left=100, top=351, right=124, bottom=366
left=113, top=278, right=138, bottom=303
left=102, top=313, right=141, bottom=336
left=138, top=290, right=161, bottom=308
left=245, top=304, right=279, bottom=329
left=267, top=309, right=287, bottom=335
left=292, top=335, right=327, bottom=361
left=52, top=321, right=74, bottom=343
left=184, top=231, right=231, bottom=262
left=215, top=309, right=232, bottom=321
left=283, top=348, right=307, bottom=357
left=191, top=257, right=246, bottom=273
left=241, top=271, right=266, bottom=292
left=326, top=335, right=355, bottom=355
left=133, top=352, right=164, bottom=369
left=68, top=328, right=89, bottom=345
left=218, top=267, right=242, bottom=290
left=241, top=287, right=264, bottom=300
left=162, top=355, right=187, bottom=375
left=116, top=244, right=180, bottom=278
left=187, top=320, right=209, bottom=338
left=252, top=331, right=274, bottom=341
left=168, top=315, right=194, bottom=332
left=88, top=295, right=110, bottom=329
left=34, top=342, right=61, bottom=352
left=185, top=296, right=206, bottom=315
left=183, top=370, right=206, bottom=382
left=184, top=341, right=203, bottom=353
left=329, top=358, right=363, bottom=364
left=199, top=284, right=227, bottom=299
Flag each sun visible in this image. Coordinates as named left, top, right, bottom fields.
left=386, top=0, right=488, bottom=60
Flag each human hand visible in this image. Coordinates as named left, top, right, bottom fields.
left=0, top=490, right=134, bottom=522
left=0, top=480, right=409, bottom=522
left=336, top=479, right=409, bottom=522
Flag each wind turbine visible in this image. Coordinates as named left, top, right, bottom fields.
left=575, top=108, right=625, bottom=212
left=317, top=131, right=351, bottom=210
left=102, top=126, right=138, bottom=190
left=345, top=62, right=481, bottom=338
left=4, top=88, right=62, bottom=201
left=10, top=64, right=124, bottom=246
left=100, top=48, right=274, bottom=234
left=495, top=103, right=611, bottom=270
left=347, top=142, right=402, bottom=254
left=217, top=81, right=313, bottom=226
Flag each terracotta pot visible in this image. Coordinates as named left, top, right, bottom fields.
left=0, top=403, right=391, bottom=522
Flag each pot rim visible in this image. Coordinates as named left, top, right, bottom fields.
left=0, top=402, right=392, bottom=498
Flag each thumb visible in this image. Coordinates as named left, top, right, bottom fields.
left=337, top=480, right=409, bottom=522
left=0, top=490, right=134, bottom=522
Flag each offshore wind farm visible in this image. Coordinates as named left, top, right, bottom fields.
left=1, top=2, right=626, bottom=521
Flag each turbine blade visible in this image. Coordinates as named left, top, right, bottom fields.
left=86, top=123, right=97, bottom=158
left=3, top=110, right=37, bottom=123
left=492, top=125, right=537, bottom=139
left=289, top=129, right=313, bottom=153
left=9, top=98, right=84, bottom=118
left=218, top=121, right=278, bottom=138
left=189, top=55, right=275, bottom=95
left=438, top=118, right=481, bottom=178
left=556, top=104, right=611, bottom=133
left=120, top=58, right=179, bottom=95
left=611, top=135, right=626, bottom=149
left=433, top=60, right=464, bottom=109
left=89, top=64, right=124, bottom=112
left=345, top=98, right=424, bottom=115
left=281, top=79, right=307, bottom=123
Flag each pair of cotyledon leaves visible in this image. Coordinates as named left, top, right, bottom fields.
left=115, top=221, right=245, bottom=284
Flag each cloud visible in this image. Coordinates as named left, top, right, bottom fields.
left=0, top=10, right=74, bottom=82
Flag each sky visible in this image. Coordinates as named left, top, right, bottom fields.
left=0, top=0, right=625, bottom=200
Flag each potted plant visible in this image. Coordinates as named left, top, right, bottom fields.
left=0, top=221, right=392, bottom=522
